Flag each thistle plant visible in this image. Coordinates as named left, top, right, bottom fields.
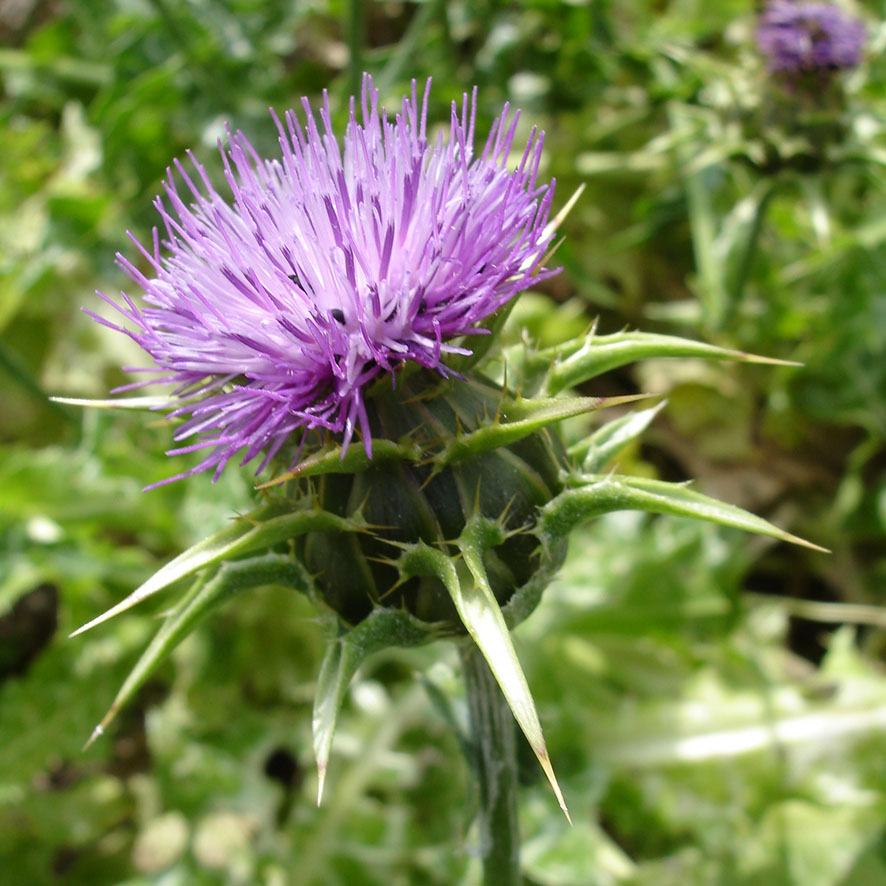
left=582, top=5, right=873, bottom=334
left=756, top=2, right=866, bottom=82
left=752, top=1, right=866, bottom=164
left=64, top=77, right=820, bottom=883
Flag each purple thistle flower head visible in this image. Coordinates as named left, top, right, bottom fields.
left=756, top=1, right=866, bottom=73
left=91, top=76, right=556, bottom=486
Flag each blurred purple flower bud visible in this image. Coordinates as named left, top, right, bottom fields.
left=756, top=1, right=866, bottom=73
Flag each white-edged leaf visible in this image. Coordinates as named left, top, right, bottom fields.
left=312, top=609, right=432, bottom=804
left=454, top=540, right=571, bottom=822
left=435, top=394, right=649, bottom=467
left=84, top=553, right=308, bottom=747
left=568, top=400, right=668, bottom=470
left=398, top=537, right=570, bottom=820
left=541, top=473, right=827, bottom=552
left=70, top=503, right=364, bottom=637
left=532, top=330, right=799, bottom=395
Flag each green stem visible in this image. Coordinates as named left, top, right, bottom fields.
left=726, top=181, right=777, bottom=327
left=147, top=0, right=217, bottom=98
left=376, top=0, right=443, bottom=95
left=668, top=102, right=728, bottom=332
left=345, top=0, right=366, bottom=99
left=460, top=642, right=521, bottom=886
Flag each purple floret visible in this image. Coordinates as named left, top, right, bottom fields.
left=90, top=77, right=556, bottom=485
left=756, top=1, right=866, bottom=73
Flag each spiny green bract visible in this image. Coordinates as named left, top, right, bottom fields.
left=294, top=371, right=582, bottom=629
left=70, top=323, right=822, bottom=815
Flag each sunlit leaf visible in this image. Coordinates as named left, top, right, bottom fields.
left=313, top=609, right=432, bottom=804
left=84, top=553, right=310, bottom=745
left=541, top=473, right=826, bottom=551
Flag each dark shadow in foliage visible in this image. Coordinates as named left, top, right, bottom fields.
left=264, top=745, right=304, bottom=827
left=104, top=680, right=168, bottom=780
left=0, top=584, right=58, bottom=682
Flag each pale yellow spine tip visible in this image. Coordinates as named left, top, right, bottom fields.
left=83, top=724, right=104, bottom=751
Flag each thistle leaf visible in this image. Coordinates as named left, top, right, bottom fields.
left=397, top=536, right=570, bottom=820
left=568, top=401, right=668, bottom=471
left=435, top=394, right=647, bottom=467
left=258, top=438, right=422, bottom=488
left=456, top=528, right=571, bottom=822
left=313, top=609, right=433, bottom=805
left=70, top=503, right=367, bottom=637
left=84, top=553, right=309, bottom=747
left=540, top=473, right=827, bottom=551
left=532, top=330, right=799, bottom=395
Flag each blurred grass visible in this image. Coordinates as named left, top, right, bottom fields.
left=2, top=1, right=886, bottom=883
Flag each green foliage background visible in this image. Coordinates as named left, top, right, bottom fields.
left=2, top=1, right=886, bottom=883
